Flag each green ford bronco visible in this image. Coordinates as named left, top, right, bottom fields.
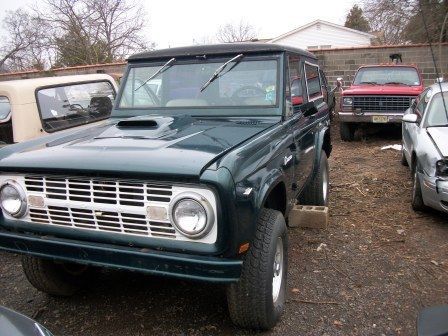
left=0, top=43, right=331, bottom=330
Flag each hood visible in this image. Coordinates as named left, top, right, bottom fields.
left=343, top=84, right=423, bottom=96
left=0, top=115, right=279, bottom=179
left=427, top=127, right=448, bottom=157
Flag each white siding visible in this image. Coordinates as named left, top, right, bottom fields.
left=272, top=23, right=372, bottom=50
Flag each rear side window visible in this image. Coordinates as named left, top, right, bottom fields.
left=304, top=63, right=322, bottom=100
left=37, top=81, right=115, bottom=132
left=0, top=96, right=11, bottom=120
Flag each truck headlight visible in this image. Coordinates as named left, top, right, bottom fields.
left=436, top=159, right=448, bottom=177
left=0, top=181, right=27, bottom=218
left=343, top=97, right=353, bottom=106
left=170, top=192, right=214, bottom=238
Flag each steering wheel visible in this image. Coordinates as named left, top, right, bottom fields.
left=232, top=86, right=266, bottom=101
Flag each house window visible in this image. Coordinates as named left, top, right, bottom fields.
left=307, top=46, right=319, bottom=50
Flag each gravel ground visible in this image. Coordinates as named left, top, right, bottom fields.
left=0, top=123, right=447, bottom=335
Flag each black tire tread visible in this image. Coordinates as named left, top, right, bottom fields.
left=227, top=208, right=286, bottom=330
left=21, top=255, right=81, bottom=296
left=300, top=151, right=328, bottom=206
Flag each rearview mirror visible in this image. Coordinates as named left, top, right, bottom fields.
left=402, top=114, right=418, bottom=123
left=302, top=102, right=318, bottom=117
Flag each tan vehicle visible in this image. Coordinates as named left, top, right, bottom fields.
left=0, top=74, right=118, bottom=144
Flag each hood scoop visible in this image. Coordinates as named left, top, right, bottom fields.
left=117, top=119, right=159, bottom=128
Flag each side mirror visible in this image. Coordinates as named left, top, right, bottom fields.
left=336, top=77, right=343, bottom=88
left=302, top=101, right=318, bottom=117
left=402, top=114, right=418, bottom=123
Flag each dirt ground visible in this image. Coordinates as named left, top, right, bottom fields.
left=1, top=123, right=447, bottom=336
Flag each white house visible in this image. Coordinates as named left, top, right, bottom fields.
left=269, top=20, right=375, bottom=50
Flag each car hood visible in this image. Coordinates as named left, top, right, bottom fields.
left=343, top=85, right=422, bottom=96
left=427, top=127, right=448, bottom=157
left=0, top=115, right=279, bottom=179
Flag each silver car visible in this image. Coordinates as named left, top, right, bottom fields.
left=402, top=82, right=448, bottom=213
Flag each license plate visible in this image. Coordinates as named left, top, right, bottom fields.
left=372, top=116, right=388, bottom=123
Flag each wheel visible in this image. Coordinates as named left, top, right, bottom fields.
left=411, top=162, right=426, bottom=211
left=227, top=208, right=288, bottom=330
left=401, top=145, right=408, bottom=166
left=21, top=255, right=90, bottom=296
left=300, top=151, right=329, bottom=206
left=340, top=122, right=355, bottom=141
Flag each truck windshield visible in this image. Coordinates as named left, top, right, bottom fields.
left=118, top=59, right=278, bottom=110
left=353, top=67, right=420, bottom=86
left=426, top=92, right=448, bottom=127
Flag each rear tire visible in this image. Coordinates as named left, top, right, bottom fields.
left=411, top=162, right=426, bottom=211
left=227, top=208, right=287, bottom=330
left=401, top=147, right=408, bottom=166
left=300, top=151, right=329, bottom=206
left=340, top=122, right=355, bottom=141
left=22, top=255, right=90, bottom=296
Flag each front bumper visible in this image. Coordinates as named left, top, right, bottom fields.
left=338, top=111, right=403, bottom=123
left=419, top=173, right=448, bottom=213
left=0, top=228, right=242, bottom=283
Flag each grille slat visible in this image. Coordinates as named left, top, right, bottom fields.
left=24, top=176, right=176, bottom=239
left=353, top=96, right=415, bottom=112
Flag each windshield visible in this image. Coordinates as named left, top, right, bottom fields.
left=119, top=58, right=278, bottom=111
left=0, top=96, right=11, bottom=120
left=353, top=66, right=421, bottom=86
left=37, top=81, right=115, bottom=133
left=425, top=92, right=448, bottom=127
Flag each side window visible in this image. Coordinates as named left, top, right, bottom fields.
left=288, top=55, right=304, bottom=107
left=37, top=81, right=115, bottom=133
left=416, top=88, right=431, bottom=117
left=304, top=63, right=322, bottom=101
left=0, top=96, right=11, bottom=120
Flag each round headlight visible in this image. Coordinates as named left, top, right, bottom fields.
left=170, top=193, right=214, bottom=238
left=343, top=97, right=353, bottom=105
left=0, top=181, right=27, bottom=218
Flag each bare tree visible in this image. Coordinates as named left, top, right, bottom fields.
left=216, top=20, right=257, bottom=43
left=0, top=9, right=47, bottom=71
left=363, top=0, right=415, bottom=44
left=34, top=0, right=151, bottom=67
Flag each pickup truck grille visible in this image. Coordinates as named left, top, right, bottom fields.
left=353, top=96, right=414, bottom=112
left=24, top=176, right=176, bottom=238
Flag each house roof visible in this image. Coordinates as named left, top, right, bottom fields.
left=269, top=19, right=375, bottom=43
left=128, top=42, right=317, bottom=61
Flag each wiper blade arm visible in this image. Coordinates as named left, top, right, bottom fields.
left=359, top=81, right=377, bottom=85
left=384, top=82, right=410, bottom=86
left=199, top=54, right=244, bottom=92
left=135, top=57, right=176, bottom=91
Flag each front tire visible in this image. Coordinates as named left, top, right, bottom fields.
left=22, top=255, right=90, bottom=296
left=300, top=151, right=329, bottom=206
left=401, top=144, right=408, bottom=166
left=411, top=162, right=426, bottom=211
left=227, top=208, right=288, bottom=330
left=340, top=122, right=355, bottom=141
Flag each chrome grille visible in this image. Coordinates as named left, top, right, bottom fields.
left=353, top=96, right=414, bottom=112
left=24, top=175, right=176, bottom=239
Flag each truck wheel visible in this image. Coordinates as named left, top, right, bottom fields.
left=411, top=162, right=426, bottom=211
left=340, top=122, right=355, bottom=141
left=22, top=255, right=90, bottom=296
left=227, top=208, right=287, bottom=330
left=300, top=151, right=329, bottom=206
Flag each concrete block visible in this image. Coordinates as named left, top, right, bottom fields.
left=288, top=205, right=328, bottom=229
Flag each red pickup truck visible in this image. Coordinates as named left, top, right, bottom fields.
left=338, top=64, right=424, bottom=141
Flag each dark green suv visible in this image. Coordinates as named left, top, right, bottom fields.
left=0, top=43, right=331, bottom=330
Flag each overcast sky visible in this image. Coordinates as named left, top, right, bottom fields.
left=1, top=0, right=359, bottom=49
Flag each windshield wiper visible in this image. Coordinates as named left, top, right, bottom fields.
left=384, top=81, right=411, bottom=86
left=359, top=81, right=377, bottom=85
left=199, top=54, right=244, bottom=92
left=135, top=57, right=176, bottom=91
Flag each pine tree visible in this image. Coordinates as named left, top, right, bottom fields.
left=345, top=5, right=371, bottom=33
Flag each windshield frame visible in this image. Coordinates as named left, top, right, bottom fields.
left=113, top=53, right=283, bottom=117
left=352, top=66, right=422, bottom=86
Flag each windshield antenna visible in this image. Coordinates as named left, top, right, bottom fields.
left=419, top=2, right=448, bottom=120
